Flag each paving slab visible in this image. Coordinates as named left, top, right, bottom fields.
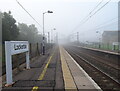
left=60, top=46, right=102, bottom=91
left=2, top=46, right=64, bottom=91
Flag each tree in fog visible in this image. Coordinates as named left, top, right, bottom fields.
left=2, top=11, right=44, bottom=44
left=18, top=23, right=29, bottom=41
left=18, top=23, right=43, bottom=43
left=2, top=11, right=19, bottom=43
left=0, top=12, right=3, bottom=44
left=0, top=11, right=3, bottom=18
left=28, top=24, right=38, bottom=43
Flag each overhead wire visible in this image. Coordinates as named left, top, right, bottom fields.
left=71, top=0, right=104, bottom=33
left=90, top=0, right=111, bottom=18
left=89, top=0, right=104, bottom=14
left=71, top=0, right=112, bottom=33
left=83, top=0, right=112, bottom=25
left=81, top=18, right=119, bottom=33
left=16, top=0, right=43, bottom=30
left=94, top=17, right=118, bottom=29
left=81, top=0, right=104, bottom=25
left=95, top=20, right=118, bottom=30
left=84, top=0, right=111, bottom=25
left=69, top=17, right=118, bottom=40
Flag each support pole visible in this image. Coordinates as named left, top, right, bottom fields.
left=26, top=51, right=30, bottom=69
left=48, top=32, right=50, bottom=43
left=77, top=32, right=79, bottom=45
left=5, top=42, right=13, bottom=86
left=43, top=13, right=45, bottom=55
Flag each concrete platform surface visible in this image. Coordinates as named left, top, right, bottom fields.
left=2, top=45, right=102, bottom=91
left=2, top=46, right=64, bottom=91
left=60, top=46, right=102, bottom=91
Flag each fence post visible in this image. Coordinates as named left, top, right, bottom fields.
left=16, top=54, right=20, bottom=72
left=37, top=43, right=39, bottom=55
left=29, top=43, right=32, bottom=59
left=41, top=43, right=42, bottom=54
left=107, top=43, right=109, bottom=50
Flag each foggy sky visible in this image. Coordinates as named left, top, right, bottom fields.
left=0, top=0, right=119, bottom=43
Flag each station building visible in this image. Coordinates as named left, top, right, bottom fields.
left=102, top=31, right=119, bottom=44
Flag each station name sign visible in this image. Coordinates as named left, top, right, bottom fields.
left=5, top=41, right=30, bottom=85
left=7, top=41, right=29, bottom=55
left=14, top=44, right=27, bottom=50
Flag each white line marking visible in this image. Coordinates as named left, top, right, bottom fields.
left=65, top=50, right=102, bottom=91
left=73, top=45, right=120, bottom=56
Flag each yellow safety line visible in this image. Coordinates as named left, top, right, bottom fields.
left=59, top=47, right=77, bottom=90
left=32, top=86, right=38, bottom=91
left=32, top=52, right=54, bottom=91
left=38, top=56, right=52, bottom=80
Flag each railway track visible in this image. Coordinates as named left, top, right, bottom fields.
left=75, top=46, right=119, bottom=68
left=66, top=46, right=120, bottom=83
left=65, top=47, right=120, bottom=91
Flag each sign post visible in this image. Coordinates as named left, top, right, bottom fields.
left=5, top=41, right=30, bottom=86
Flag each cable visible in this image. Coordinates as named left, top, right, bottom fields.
left=81, top=19, right=119, bottom=34
left=71, top=0, right=112, bottom=33
left=95, top=17, right=118, bottom=28
left=16, top=0, right=43, bottom=29
left=71, top=0, right=104, bottom=33
left=90, top=0, right=111, bottom=18
left=95, top=20, right=118, bottom=30
left=81, top=0, right=104, bottom=25
left=90, top=0, right=104, bottom=14
left=69, top=17, right=118, bottom=39
left=82, top=0, right=112, bottom=26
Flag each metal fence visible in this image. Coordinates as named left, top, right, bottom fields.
left=78, top=42, right=120, bottom=52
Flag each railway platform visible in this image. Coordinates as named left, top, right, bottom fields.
left=60, top=47, right=101, bottom=91
left=2, top=46, right=64, bottom=90
left=2, top=46, right=102, bottom=91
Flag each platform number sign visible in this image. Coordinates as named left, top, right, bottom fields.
left=5, top=41, right=30, bottom=86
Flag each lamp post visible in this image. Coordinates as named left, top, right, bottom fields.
left=51, top=28, right=56, bottom=43
left=42, top=10, right=53, bottom=55
left=96, top=31, right=101, bottom=49
left=48, top=32, right=50, bottom=43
